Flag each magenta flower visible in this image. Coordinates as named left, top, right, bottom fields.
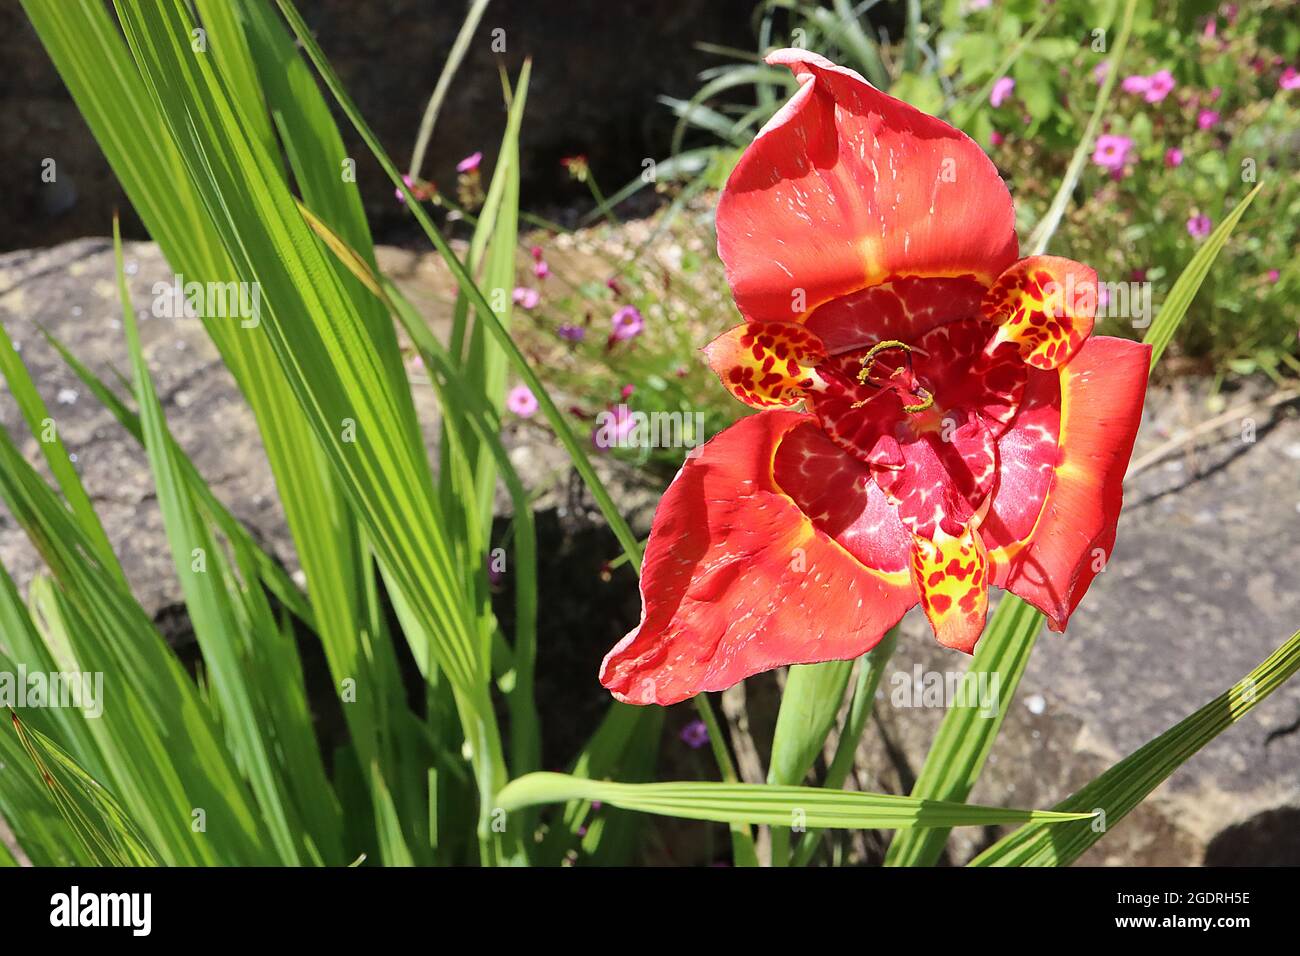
left=620, top=384, right=636, bottom=399
left=1144, top=69, right=1175, bottom=103
left=1187, top=214, right=1213, bottom=239
left=609, top=305, right=644, bottom=342
left=592, top=404, right=637, bottom=451
left=506, top=385, right=538, bottom=418
left=1164, top=147, right=1183, bottom=167
left=1092, top=134, right=1133, bottom=171
left=533, top=259, right=550, bottom=280
left=990, top=76, right=1015, bottom=108
left=1280, top=67, right=1300, bottom=91
left=1267, top=269, right=1280, bottom=283
left=1197, top=109, right=1220, bottom=130
left=1121, top=74, right=1152, bottom=95
left=457, top=151, right=483, bottom=173
left=557, top=323, right=585, bottom=342
left=395, top=174, right=415, bottom=204
left=512, top=287, right=540, bottom=309
left=990, top=130, right=1004, bottom=147
left=679, top=719, right=709, bottom=749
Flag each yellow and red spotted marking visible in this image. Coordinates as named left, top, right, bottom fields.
left=909, top=525, right=989, bottom=653
left=703, top=321, right=828, bottom=409
left=981, top=255, right=1097, bottom=370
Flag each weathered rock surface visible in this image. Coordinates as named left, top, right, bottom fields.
left=2, top=238, right=1298, bottom=866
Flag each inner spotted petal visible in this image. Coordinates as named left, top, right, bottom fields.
left=982, top=255, right=1097, bottom=370
left=868, top=411, right=997, bottom=540
left=772, top=421, right=911, bottom=575
left=909, top=524, right=989, bottom=653
left=704, top=321, right=828, bottom=409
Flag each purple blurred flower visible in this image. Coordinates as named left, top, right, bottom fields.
left=1144, top=69, right=1175, bottom=103
left=1197, top=109, right=1220, bottom=130
left=457, top=151, right=483, bottom=173
left=990, top=76, right=1015, bottom=108
left=1164, top=147, right=1183, bottom=167
left=1187, top=214, right=1213, bottom=239
left=1092, top=134, right=1133, bottom=171
left=1267, top=269, right=1280, bottom=283
left=1092, top=61, right=1110, bottom=85
left=557, top=323, right=586, bottom=342
left=680, top=719, right=709, bottom=749
left=533, top=259, right=551, bottom=280
left=1280, top=67, right=1300, bottom=91
left=512, top=286, right=540, bottom=309
left=506, top=385, right=538, bottom=417
left=610, top=305, right=644, bottom=342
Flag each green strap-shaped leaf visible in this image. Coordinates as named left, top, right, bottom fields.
left=767, top=659, right=855, bottom=865
left=883, top=596, right=1043, bottom=866
left=972, top=628, right=1300, bottom=866
left=497, top=772, right=1094, bottom=830
left=1144, top=183, right=1263, bottom=370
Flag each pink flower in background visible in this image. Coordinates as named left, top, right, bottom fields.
left=1165, top=147, right=1184, bottom=167
left=456, top=151, right=483, bottom=173
left=990, top=77, right=1015, bottom=107
left=620, top=384, right=636, bottom=399
left=1197, top=109, right=1220, bottom=130
left=506, top=385, right=538, bottom=418
left=533, top=259, right=551, bottom=279
left=605, top=276, right=624, bottom=294
left=1092, top=134, right=1133, bottom=171
left=530, top=245, right=545, bottom=261
left=557, top=323, right=585, bottom=342
left=1092, top=62, right=1110, bottom=85
left=1121, top=74, right=1152, bottom=95
left=512, top=287, right=540, bottom=309
left=1280, top=67, right=1300, bottom=91
left=592, top=403, right=637, bottom=450
left=395, top=174, right=415, bottom=204
left=990, top=131, right=1004, bottom=147
left=1187, top=214, right=1213, bottom=239
left=1267, top=269, right=1281, bottom=283
left=1144, top=69, right=1175, bottom=103
left=1209, top=86, right=1222, bottom=101
left=609, top=305, right=644, bottom=342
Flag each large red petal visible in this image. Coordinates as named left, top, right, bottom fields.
left=716, top=50, right=1018, bottom=326
left=987, top=336, right=1150, bottom=630
left=600, top=411, right=915, bottom=705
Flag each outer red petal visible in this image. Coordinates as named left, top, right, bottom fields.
left=716, top=49, right=1018, bottom=326
left=600, top=410, right=915, bottom=705
left=987, top=336, right=1150, bottom=630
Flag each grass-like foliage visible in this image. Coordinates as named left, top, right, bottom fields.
left=0, top=0, right=1292, bottom=867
